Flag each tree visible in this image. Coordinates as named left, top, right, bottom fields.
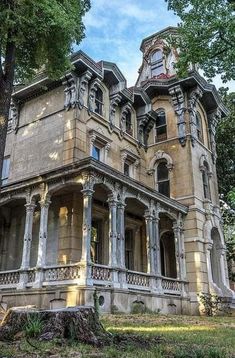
left=216, top=89, right=235, bottom=281
left=0, top=0, right=90, bottom=184
left=166, top=0, right=235, bottom=82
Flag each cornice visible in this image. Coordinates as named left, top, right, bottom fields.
left=1, top=158, right=188, bottom=214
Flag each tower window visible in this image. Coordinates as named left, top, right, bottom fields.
left=155, top=110, right=167, bottom=142
left=157, top=161, right=170, bottom=197
left=151, top=50, right=164, bottom=77
left=95, top=88, right=103, bottom=116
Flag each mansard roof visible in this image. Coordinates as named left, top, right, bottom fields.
left=140, top=26, right=178, bottom=52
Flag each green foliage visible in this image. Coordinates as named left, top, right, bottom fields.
left=24, top=313, right=43, bottom=338
left=0, top=0, right=90, bottom=82
left=198, top=293, right=230, bottom=316
left=216, top=90, right=235, bottom=281
left=166, top=0, right=235, bottom=82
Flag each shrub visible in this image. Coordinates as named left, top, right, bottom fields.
left=198, top=292, right=230, bottom=316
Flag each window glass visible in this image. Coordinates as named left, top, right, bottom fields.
left=1, top=157, right=10, bottom=185
left=155, top=110, right=167, bottom=142
left=151, top=50, right=163, bottom=63
left=95, top=88, right=103, bottom=115
left=157, top=161, right=170, bottom=197
left=91, top=220, right=101, bottom=263
left=152, top=65, right=164, bottom=77
left=124, top=162, right=130, bottom=176
left=92, top=146, right=100, bottom=160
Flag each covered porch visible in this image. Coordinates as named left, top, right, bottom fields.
left=0, top=160, right=188, bottom=299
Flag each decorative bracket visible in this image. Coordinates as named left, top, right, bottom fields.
left=169, top=85, right=187, bottom=146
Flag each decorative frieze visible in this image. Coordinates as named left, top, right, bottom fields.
left=88, top=79, right=101, bottom=113
left=63, top=70, right=92, bottom=112
left=169, top=85, right=187, bottom=146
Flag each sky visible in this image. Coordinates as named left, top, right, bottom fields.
left=79, top=0, right=235, bottom=92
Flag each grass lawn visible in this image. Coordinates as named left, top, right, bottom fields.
left=0, top=314, right=234, bottom=357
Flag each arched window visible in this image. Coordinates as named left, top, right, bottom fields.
left=155, top=109, right=167, bottom=142
left=157, top=160, right=170, bottom=197
left=151, top=49, right=164, bottom=77
left=95, top=88, right=103, bottom=115
left=202, top=161, right=211, bottom=199
left=196, top=112, right=203, bottom=142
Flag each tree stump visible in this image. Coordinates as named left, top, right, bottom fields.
left=0, top=306, right=111, bottom=346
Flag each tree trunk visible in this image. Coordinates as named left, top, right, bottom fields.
left=0, top=306, right=111, bottom=346
left=0, top=77, right=12, bottom=188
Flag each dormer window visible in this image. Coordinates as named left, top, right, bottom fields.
left=151, top=50, right=164, bottom=77
left=155, top=109, right=167, bottom=142
left=95, top=88, right=103, bottom=116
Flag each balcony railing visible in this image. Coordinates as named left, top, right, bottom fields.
left=91, top=264, right=111, bottom=282
left=126, top=270, right=150, bottom=288
left=43, top=264, right=81, bottom=285
left=0, top=270, right=20, bottom=288
left=0, top=265, right=188, bottom=296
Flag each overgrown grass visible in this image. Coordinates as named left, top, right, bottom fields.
left=0, top=314, right=234, bottom=357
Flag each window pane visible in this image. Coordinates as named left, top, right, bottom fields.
left=1, top=157, right=10, bottom=182
left=152, top=65, right=164, bottom=76
left=92, top=146, right=100, bottom=160
left=157, top=111, right=166, bottom=126
left=151, top=50, right=162, bottom=62
left=124, top=162, right=130, bottom=176
left=126, top=112, right=132, bottom=134
left=158, top=180, right=170, bottom=197
left=156, top=125, right=167, bottom=141
left=95, top=88, right=103, bottom=115
left=157, top=162, right=168, bottom=180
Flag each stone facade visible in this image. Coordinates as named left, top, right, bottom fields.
left=0, top=27, right=234, bottom=315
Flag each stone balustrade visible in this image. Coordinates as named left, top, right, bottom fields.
left=0, top=265, right=188, bottom=296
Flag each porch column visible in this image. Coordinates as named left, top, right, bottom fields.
left=117, top=200, right=127, bottom=288
left=173, top=221, right=186, bottom=281
left=108, top=194, right=119, bottom=287
left=144, top=210, right=155, bottom=275
left=20, top=201, right=36, bottom=270
left=36, top=197, right=51, bottom=267
left=34, top=197, right=51, bottom=288
left=18, top=201, right=36, bottom=289
left=79, top=185, right=94, bottom=286
left=81, top=187, right=94, bottom=263
left=108, top=194, right=118, bottom=267
left=117, top=201, right=126, bottom=268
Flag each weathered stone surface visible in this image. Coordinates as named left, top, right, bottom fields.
left=0, top=306, right=111, bottom=346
